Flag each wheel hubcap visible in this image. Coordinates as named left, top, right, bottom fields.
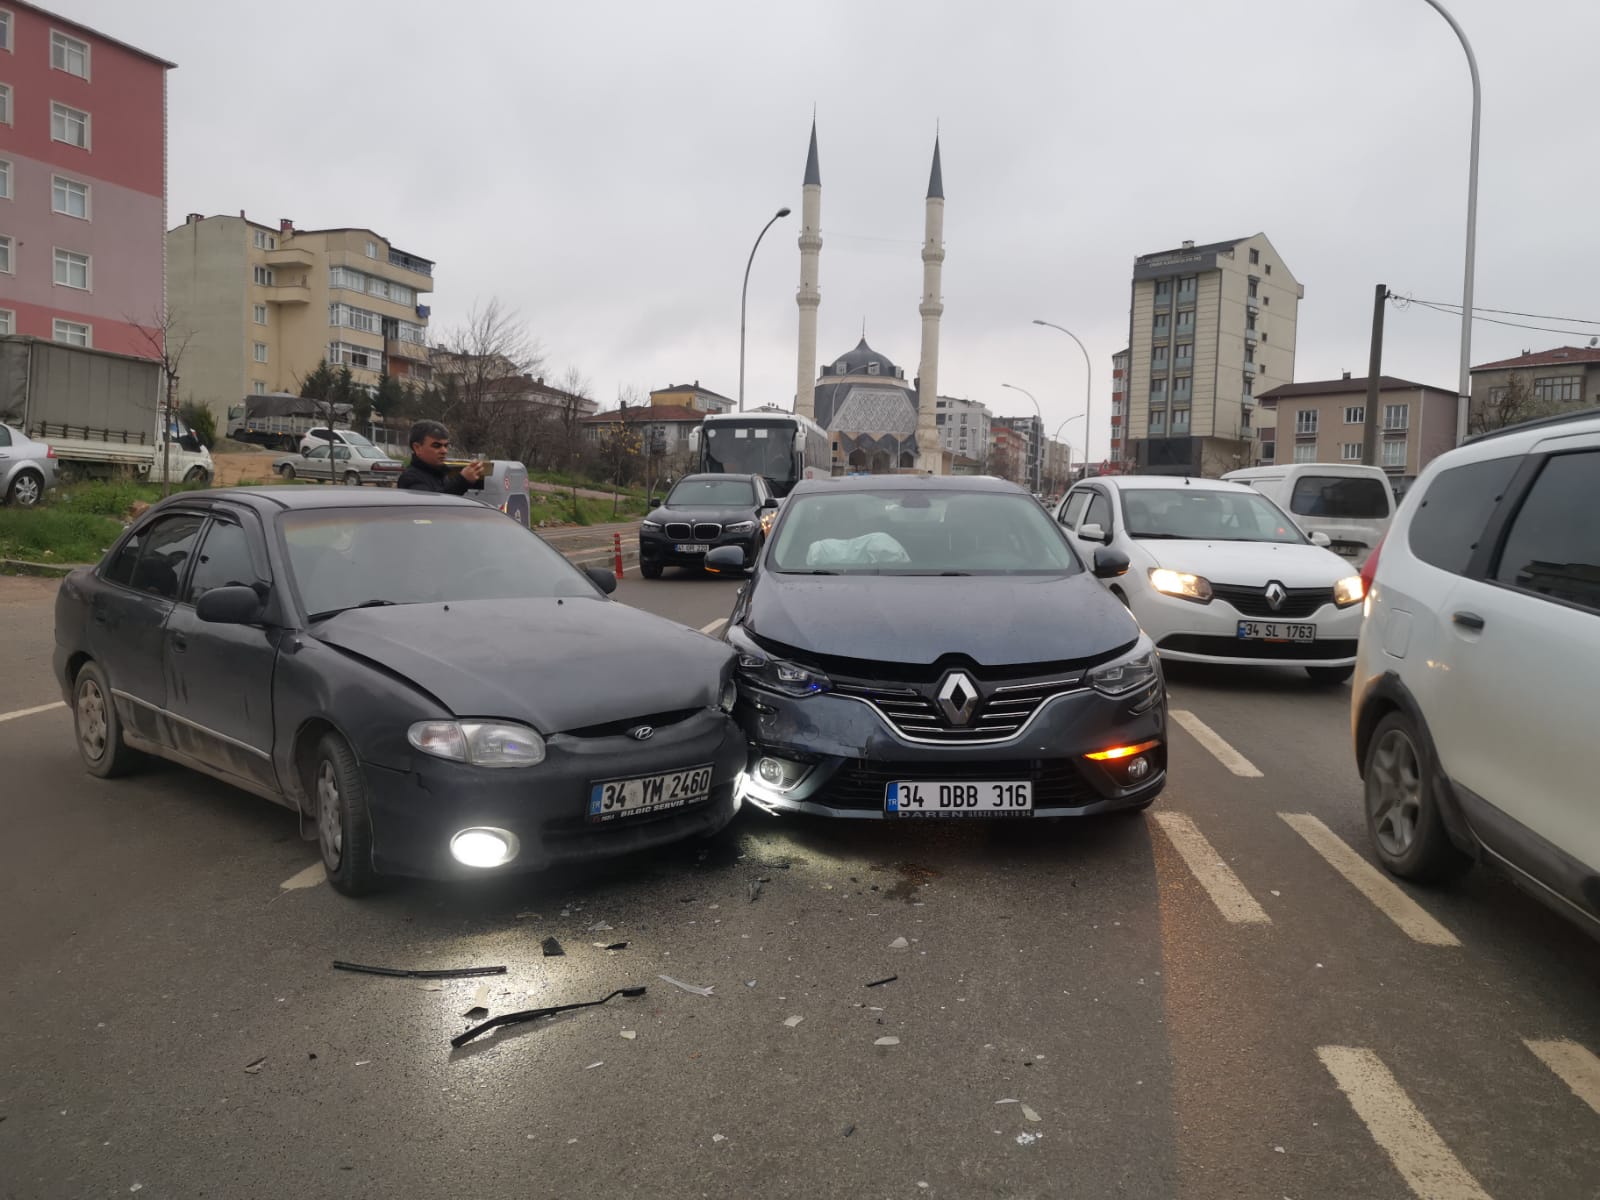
left=77, top=680, right=108, bottom=760
left=1368, top=728, right=1423, bottom=856
left=316, top=760, right=343, bottom=870
left=16, top=476, right=40, bottom=505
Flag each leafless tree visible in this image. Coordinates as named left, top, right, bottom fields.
left=429, top=299, right=546, bottom=456
left=551, top=366, right=595, bottom=520
left=1469, top=372, right=1561, bottom=435
left=129, top=307, right=197, bottom=498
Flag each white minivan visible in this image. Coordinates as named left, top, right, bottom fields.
left=1222, top=463, right=1394, bottom=566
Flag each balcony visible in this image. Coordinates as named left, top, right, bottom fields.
left=1243, top=361, right=1257, bottom=378
left=1244, top=329, right=1258, bottom=347
left=265, top=281, right=310, bottom=304
left=1294, top=426, right=1319, bottom=440
left=264, top=247, right=315, bottom=270
left=386, top=338, right=430, bottom=364
left=388, top=249, right=434, bottom=278
left=1246, top=299, right=1260, bottom=315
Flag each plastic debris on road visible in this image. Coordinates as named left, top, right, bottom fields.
left=994, top=1099, right=1018, bottom=1105
left=594, top=941, right=629, bottom=951
left=865, top=975, right=898, bottom=988
left=620, top=1030, right=637, bottom=1040
left=874, top=1036, right=900, bottom=1046
left=542, top=936, right=565, bottom=957
left=783, top=1015, right=804, bottom=1028
left=585, top=1061, right=604, bottom=1070
left=749, top=878, right=769, bottom=902
left=842, top=1124, right=856, bottom=1137
left=243, top=1056, right=266, bottom=1075
left=1021, top=1105, right=1041, bottom=1123
left=589, top=921, right=614, bottom=932
left=462, top=983, right=491, bottom=1017
left=888, top=937, right=909, bottom=950
left=1016, top=1132, right=1040, bottom=1146
left=712, top=1134, right=727, bottom=1143
left=658, top=974, right=715, bottom=997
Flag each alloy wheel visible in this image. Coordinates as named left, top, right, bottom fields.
left=12, top=474, right=42, bottom=506
left=316, top=759, right=343, bottom=870
left=1368, top=727, right=1423, bottom=857
left=77, top=679, right=108, bottom=760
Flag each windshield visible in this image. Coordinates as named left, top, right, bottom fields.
left=770, top=490, right=1080, bottom=575
left=1288, top=475, right=1390, bottom=519
left=352, top=445, right=391, bottom=461
left=340, top=432, right=373, bottom=446
left=1121, top=488, right=1306, bottom=544
left=703, top=423, right=795, bottom=483
left=281, top=507, right=598, bottom=618
left=668, top=479, right=755, bottom=507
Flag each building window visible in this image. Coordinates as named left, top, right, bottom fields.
left=1383, top=403, right=1409, bottom=430
left=1149, top=409, right=1166, bottom=434
left=1245, top=346, right=1255, bottom=365
left=1176, top=310, right=1195, bottom=334
left=0, top=84, right=10, bottom=126
left=1248, top=279, right=1258, bottom=300
left=50, top=102, right=90, bottom=148
left=0, top=158, right=9, bottom=198
left=1151, top=346, right=1168, bottom=370
left=1263, top=295, right=1270, bottom=306
left=1532, top=376, right=1582, bottom=403
left=51, top=176, right=89, bottom=219
left=329, top=302, right=379, bottom=333
left=53, top=247, right=89, bottom=289
left=252, top=380, right=266, bottom=396
left=0, top=10, right=10, bottom=51
left=1175, top=342, right=1193, bottom=367
left=53, top=318, right=90, bottom=346
left=327, top=341, right=380, bottom=371
left=1293, top=443, right=1316, bottom=463
left=1260, top=331, right=1268, bottom=343
left=51, top=30, right=90, bottom=78
left=867, top=362, right=880, bottom=375
left=1342, top=443, right=1362, bottom=461
left=366, top=241, right=379, bottom=258
left=1249, top=248, right=1259, bottom=265
left=1246, top=312, right=1256, bottom=332
left=1171, top=408, right=1190, bottom=434
left=1265, top=264, right=1272, bottom=276
left=1382, top=439, right=1406, bottom=467
left=1345, top=406, right=1365, bottom=424
left=1177, top=275, right=1197, bottom=303
left=1295, top=410, right=1318, bottom=435
left=253, top=265, right=275, bottom=286
left=1173, top=376, right=1192, bottom=403
left=0, top=234, right=9, bottom=274
left=253, top=303, right=268, bottom=325
left=253, top=342, right=268, bottom=364
left=1243, top=377, right=1253, bottom=398
left=1154, top=279, right=1172, bottom=299
left=0, top=309, right=12, bottom=334
left=253, top=229, right=276, bottom=251
left=1150, top=378, right=1168, bottom=402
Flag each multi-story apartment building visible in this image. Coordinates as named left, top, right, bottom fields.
left=1109, top=348, right=1129, bottom=466
left=649, top=381, right=733, bottom=414
left=1042, top=437, right=1073, bottom=493
left=992, top=413, right=1043, bottom=491
left=1126, top=233, right=1302, bottom=476
left=989, top=424, right=1028, bottom=486
left=1469, top=346, right=1600, bottom=425
left=0, top=2, right=172, bottom=354
left=166, top=213, right=434, bottom=421
left=1255, top=374, right=1457, bottom=497
left=935, top=394, right=991, bottom=465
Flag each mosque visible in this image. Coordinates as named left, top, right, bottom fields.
left=791, top=122, right=948, bottom=474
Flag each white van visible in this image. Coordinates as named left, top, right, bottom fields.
left=1221, top=463, right=1395, bottom=565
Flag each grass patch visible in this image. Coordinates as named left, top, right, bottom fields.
left=528, top=469, right=649, bottom=500
left=0, top=507, right=124, bottom=565
left=51, top=479, right=206, bottom=517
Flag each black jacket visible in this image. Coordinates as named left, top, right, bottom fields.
left=396, top=456, right=484, bottom=496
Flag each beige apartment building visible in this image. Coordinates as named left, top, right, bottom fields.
left=1469, top=346, right=1600, bottom=425
left=1255, top=374, right=1457, bottom=496
left=166, top=213, right=435, bottom=422
left=1126, top=233, right=1303, bottom=476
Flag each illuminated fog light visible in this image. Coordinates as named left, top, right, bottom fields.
left=1126, top=756, right=1151, bottom=781
left=450, top=827, right=518, bottom=869
left=757, top=757, right=786, bottom=785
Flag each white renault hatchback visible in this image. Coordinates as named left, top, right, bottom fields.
left=1352, top=409, right=1599, bottom=933
left=1054, top=476, right=1366, bottom=683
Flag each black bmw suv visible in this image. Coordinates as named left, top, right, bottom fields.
left=640, top=474, right=778, bottom=578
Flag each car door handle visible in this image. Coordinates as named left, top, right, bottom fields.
left=171, top=632, right=188, bottom=652
left=1452, top=611, right=1485, bottom=632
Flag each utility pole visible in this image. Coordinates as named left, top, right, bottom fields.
left=1361, top=285, right=1387, bottom=467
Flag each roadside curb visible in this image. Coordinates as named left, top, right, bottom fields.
left=0, top=558, right=77, bottom=577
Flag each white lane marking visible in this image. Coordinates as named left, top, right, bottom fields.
left=279, top=863, right=325, bottom=891
left=1525, top=1039, right=1600, bottom=1118
left=1170, top=709, right=1262, bottom=778
left=0, top=701, right=67, bottom=724
left=699, top=618, right=728, bottom=636
left=1317, top=1046, right=1492, bottom=1200
left=1152, top=811, right=1271, bottom=925
left=1280, top=813, right=1459, bottom=947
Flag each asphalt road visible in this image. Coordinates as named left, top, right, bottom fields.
left=2, top=568, right=1598, bottom=1200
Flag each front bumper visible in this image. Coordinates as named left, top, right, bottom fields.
left=734, top=681, right=1166, bottom=820
left=640, top=529, right=759, bottom=568
left=1134, top=590, right=1363, bottom=668
left=361, top=709, right=748, bottom=878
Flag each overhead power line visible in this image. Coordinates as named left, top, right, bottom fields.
left=1391, top=294, right=1600, bottom=340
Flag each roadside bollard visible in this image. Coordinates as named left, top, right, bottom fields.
left=613, top=532, right=624, bottom=581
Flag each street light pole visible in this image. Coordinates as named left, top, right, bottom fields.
left=739, top=206, right=792, bottom=413
left=1000, top=382, right=1043, bottom=492
left=1033, top=320, right=1093, bottom=471
left=1419, top=0, right=1480, bottom=445
left=1052, top=412, right=1085, bottom=488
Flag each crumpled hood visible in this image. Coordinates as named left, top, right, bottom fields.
left=311, top=598, right=733, bottom=732
left=745, top=573, right=1139, bottom=667
left=1135, top=539, right=1356, bottom=587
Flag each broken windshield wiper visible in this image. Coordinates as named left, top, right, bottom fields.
left=307, top=598, right=399, bottom=621
left=451, top=985, right=648, bottom=1049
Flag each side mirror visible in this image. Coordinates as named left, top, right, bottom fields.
left=196, top=584, right=264, bottom=625
left=760, top=497, right=780, bottom=510
left=1079, top=522, right=1110, bottom=544
left=704, top=545, right=745, bottom=575
left=585, top=567, right=618, bottom=595
left=1310, top=531, right=1332, bottom=548
left=1092, top=547, right=1131, bottom=579
left=649, top=498, right=662, bottom=509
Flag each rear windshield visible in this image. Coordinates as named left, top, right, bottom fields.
left=769, top=490, right=1079, bottom=575
left=1289, top=475, right=1390, bottom=519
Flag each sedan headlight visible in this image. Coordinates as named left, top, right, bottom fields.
left=1333, top=574, right=1365, bottom=608
left=733, top=646, right=830, bottom=698
left=641, top=520, right=664, bottom=532
left=1148, top=567, right=1213, bottom=603
left=723, top=520, right=757, bottom=535
left=408, top=721, right=546, bottom=768
left=1089, top=639, right=1161, bottom=697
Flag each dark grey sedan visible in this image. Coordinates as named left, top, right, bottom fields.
left=713, top=475, right=1167, bottom=821
left=53, top=488, right=746, bottom=894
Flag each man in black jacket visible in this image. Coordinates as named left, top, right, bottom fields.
left=396, top=420, right=486, bottom=495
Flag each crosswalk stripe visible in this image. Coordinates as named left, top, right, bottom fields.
left=1170, top=709, right=1263, bottom=778
left=1317, top=1046, right=1493, bottom=1200
left=1280, top=813, right=1459, bottom=946
left=1524, top=1039, right=1600, bottom=1118
left=1152, top=811, right=1271, bottom=924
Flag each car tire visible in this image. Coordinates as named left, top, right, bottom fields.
left=1363, top=711, right=1471, bottom=883
left=73, top=661, right=141, bottom=778
left=1306, top=665, right=1355, bottom=685
left=278, top=464, right=296, bottom=480
left=310, top=732, right=381, bottom=896
left=184, top=467, right=211, bottom=485
left=639, top=562, right=663, bottom=579
left=343, top=472, right=361, bottom=487
left=6, top=470, right=45, bottom=507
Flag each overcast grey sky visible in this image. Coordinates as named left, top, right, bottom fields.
left=63, top=0, right=1600, bottom=461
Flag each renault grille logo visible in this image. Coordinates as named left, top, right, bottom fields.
left=1265, top=582, right=1287, bottom=612
left=628, top=726, right=655, bottom=741
left=936, top=671, right=980, bottom=726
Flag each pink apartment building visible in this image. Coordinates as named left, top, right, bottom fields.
left=0, top=2, right=172, bottom=356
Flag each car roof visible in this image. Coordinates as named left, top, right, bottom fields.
left=166, top=487, right=486, bottom=513
left=1084, top=474, right=1258, bottom=494
left=675, top=473, right=760, bottom=484
left=787, top=474, right=1028, bottom=496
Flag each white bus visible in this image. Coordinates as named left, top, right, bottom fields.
left=690, top=408, right=832, bottom=498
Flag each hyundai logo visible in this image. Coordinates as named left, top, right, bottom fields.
left=936, top=671, right=980, bottom=726
left=1265, top=582, right=1287, bottom=612
left=628, top=725, right=655, bottom=741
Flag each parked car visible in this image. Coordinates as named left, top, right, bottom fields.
left=716, top=475, right=1167, bottom=821
left=53, top=488, right=747, bottom=895
left=639, top=473, right=779, bottom=578
left=1222, top=463, right=1395, bottom=567
left=1352, top=408, right=1599, bottom=934
left=274, top=443, right=403, bottom=486
left=0, top=422, right=57, bottom=506
left=1053, top=475, right=1366, bottom=684
left=298, top=428, right=375, bottom=457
